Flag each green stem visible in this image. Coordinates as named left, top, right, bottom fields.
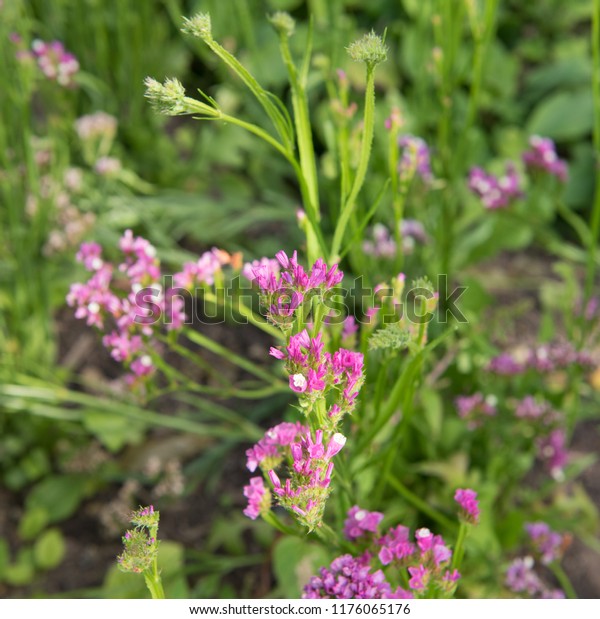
left=203, top=290, right=285, bottom=341
left=549, top=562, right=577, bottom=599
left=182, top=327, right=285, bottom=387
left=450, top=521, right=469, bottom=571
left=387, top=475, right=457, bottom=532
left=277, top=31, right=320, bottom=217
left=330, top=64, right=377, bottom=262
left=144, top=564, right=165, bottom=599
left=585, top=0, right=600, bottom=302
left=313, top=522, right=339, bottom=546
left=262, top=510, right=302, bottom=537
left=143, top=524, right=165, bottom=599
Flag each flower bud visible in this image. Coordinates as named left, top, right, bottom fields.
left=346, top=31, right=387, bottom=68
left=181, top=13, right=213, bottom=41
left=269, top=11, right=295, bottom=37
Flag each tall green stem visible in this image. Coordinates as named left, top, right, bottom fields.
left=549, top=562, right=577, bottom=599
left=451, top=521, right=469, bottom=571
left=585, top=0, right=600, bottom=302
left=330, top=65, right=377, bottom=261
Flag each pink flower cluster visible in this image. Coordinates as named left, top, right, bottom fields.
left=454, top=488, right=480, bottom=524
left=343, top=506, right=384, bottom=540
left=75, top=111, right=117, bottom=142
left=522, top=136, right=568, bottom=182
left=505, top=556, right=564, bottom=598
left=242, top=251, right=366, bottom=530
left=173, top=248, right=234, bottom=290
left=303, top=553, right=412, bottom=599
left=249, top=251, right=343, bottom=327
left=506, top=526, right=569, bottom=601
left=267, top=429, right=347, bottom=530
left=245, top=421, right=307, bottom=473
left=270, top=330, right=364, bottom=423
left=468, top=164, right=522, bottom=210
left=525, top=522, right=570, bottom=566
left=68, top=232, right=235, bottom=384
left=67, top=234, right=174, bottom=382
left=536, top=429, right=568, bottom=480
left=242, top=257, right=281, bottom=283
left=487, top=342, right=594, bottom=376
left=378, top=526, right=460, bottom=595
left=242, top=477, right=271, bottom=520
left=305, top=512, right=462, bottom=599
left=455, top=393, right=497, bottom=429
left=398, top=135, right=433, bottom=183
left=362, top=220, right=428, bottom=258
left=32, top=39, right=79, bottom=87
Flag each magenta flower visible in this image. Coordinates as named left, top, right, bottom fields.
left=264, top=427, right=347, bottom=529
left=76, top=242, right=104, bottom=271
left=454, top=488, right=480, bottom=524
left=415, top=528, right=452, bottom=566
left=468, top=164, right=522, bottom=210
left=32, top=39, right=79, bottom=86
left=303, top=553, right=412, bottom=599
left=377, top=525, right=415, bottom=565
left=525, top=522, right=569, bottom=565
left=505, top=557, right=543, bottom=595
left=455, top=392, right=497, bottom=429
left=408, top=564, right=430, bottom=591
left=251, top=251, right=343, bottom=326
left=343, top=505, right=384, bottom=541
left=514, top=396, right=549, bottom=420
left=487, top=351, right=525, bottom=375
left=245, top=422, right=307, bottom=472
left=536, top=428, right=568, bottom=480
left=522, top=136, right=568, bottom=182
left=399, top=135, right=433, bottom=183
left=243, top=477, right=271, bottom=520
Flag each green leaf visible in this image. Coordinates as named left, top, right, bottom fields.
left=0, top=538, right=9, bottom=579
left=33, top=528, right=66, bottom=570
left=4, top=549, right=35, bottom=586
left=83, top=411, right=146, bottom=452
left=273, top=537, right=330, bottom=598
left=524, top=56, right=591, bottom=102
left=527, top=89, right=594, bottom=141
left=420, top=388, right=443, bottom=441
left=19, top=506, right=50, bottom=541
left=368, top=323, right=411, bottom=351
left=26, top=475, right=92, bottom=524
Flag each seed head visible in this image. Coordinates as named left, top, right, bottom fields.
left=346, top=31, right=387, bottom=68
left=181, top=13, right=213, bottom=41
left=144, top=76, right=187, bottom=115
left=269, top=11, right=295, bottom=37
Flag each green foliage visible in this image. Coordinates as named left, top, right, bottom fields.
left=33, top=528, right=66, bottom=570
left=1, top=0, right=599, bottom=601
left=368, top=323, right=411, bottom=351
left=272, top=537, right=330, bottom=598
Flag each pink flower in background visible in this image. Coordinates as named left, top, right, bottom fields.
left=399, top=135, right=433, bottom=183
left=343, top=506, right=384, bottom=541
left=522, top=136, right=568, bottom=182
left=468, top=164, right=522, bottom=210
left=31, top=39, right=79, bottom=86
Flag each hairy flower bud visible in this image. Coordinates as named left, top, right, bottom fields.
left=346, top=31, right=387, bottom=67
left=269, top=11, right=295, bottom=37
left=144, top=77, right=187, bottom=115
left=181, top=13, right=213, bottom=41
